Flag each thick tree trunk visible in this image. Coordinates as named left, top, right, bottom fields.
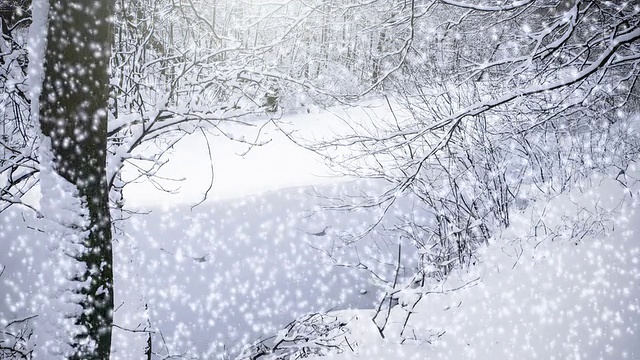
left=39, top=1, right=114, bottom=358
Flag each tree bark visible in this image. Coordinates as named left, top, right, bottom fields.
left=39, top=1, right=114, bottom=358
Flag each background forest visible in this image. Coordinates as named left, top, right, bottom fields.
left=1, top=0, right=639, bottom=359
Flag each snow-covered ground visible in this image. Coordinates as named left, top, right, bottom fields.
left=2, top=102, right=639, bottom=359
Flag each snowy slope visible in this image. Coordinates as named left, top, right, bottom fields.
left=308, top=176, right=640, bottom=359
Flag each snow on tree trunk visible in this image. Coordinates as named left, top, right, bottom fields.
left=36, top=0, right=114, bottom=358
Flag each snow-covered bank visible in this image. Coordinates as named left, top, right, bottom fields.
left=306, top=175, right=640, bottom=359
left=120, top=98, right=403, bottom=207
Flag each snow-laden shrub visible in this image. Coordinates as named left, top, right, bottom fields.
left=235, top=313, right=351, bottom=360
left=0, top=316, right=34, bottom=359
left=0, top=266, right=34, bottom=360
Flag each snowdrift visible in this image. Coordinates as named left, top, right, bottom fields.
left=307, top=175, right=640, bottom=359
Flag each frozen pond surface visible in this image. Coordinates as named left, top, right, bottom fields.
left=113, top=180, right=407, bottom=358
